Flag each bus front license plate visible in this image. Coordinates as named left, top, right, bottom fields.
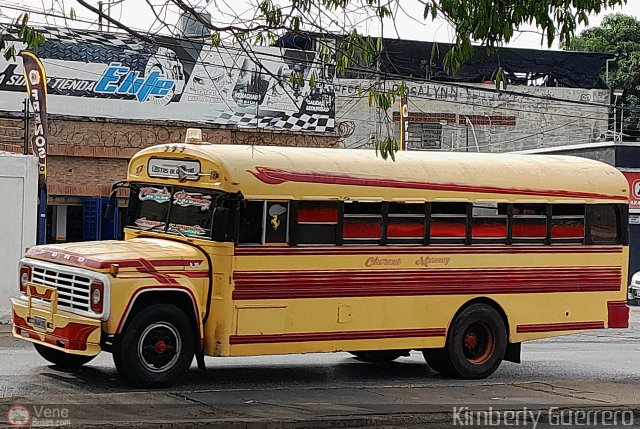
left=32, top=316, right=46, bottom=330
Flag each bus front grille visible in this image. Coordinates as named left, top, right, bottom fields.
left=32, top=267, right=91, bottom=312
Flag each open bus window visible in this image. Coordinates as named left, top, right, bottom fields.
left=471, top=202, right=507, bottom=241
left=387, top=202, right=425, bottom=244
left=430, top=202, right=467, bottom=242
left=551, top=204, right=585, bottom=242
left=512, top=203, right=547, bottom=241
left=587, top=205, right=619, bottom=244
left=239, top=201, right=264, bottom=244
left=297, top=201, right=339, bottom=245
left=343, top=201, right=383, bottom=243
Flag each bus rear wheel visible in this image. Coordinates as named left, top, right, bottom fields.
left=449, top=304, right=506, bottom=379
left=424, top=304, right=506, bottom=379
left=113, top=303, right=195, bottom=388
left=349, top=350, right=408, bottom=363
left=34, top=344, right=96, bottom=369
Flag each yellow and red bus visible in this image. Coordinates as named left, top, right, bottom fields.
left=11, top=130, right=629, bottom=387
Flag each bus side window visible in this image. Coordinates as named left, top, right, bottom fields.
left=387, top=202, right=426, bottom=245
left=430, top=202, right=467, bottom=244
left=343, top=201, right=383, bottom=245
left=511, top=203, right=547, bottom=243
left=265, top=201, right=289, bottom=244
left=296, top=201, right=339, bottom=245
left=471, top=202, right=507, bottom=243
left=238, top=200, right=264, bottom=245
left=550, top=204, right=585, bottom=244
left=587, top=205, right=619, bottom=244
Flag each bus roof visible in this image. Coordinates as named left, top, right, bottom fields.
left=128, top=143, right=629, bottom=203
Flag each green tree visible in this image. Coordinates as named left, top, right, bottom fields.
left=568, top=13, right=640, bottom=138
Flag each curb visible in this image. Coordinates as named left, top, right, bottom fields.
left=25, top=406, right=639, bottom=429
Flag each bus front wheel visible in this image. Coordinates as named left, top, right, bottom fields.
left=112, top=303, right=195, bottom=388
left=426, top=304, right=507, bottom=379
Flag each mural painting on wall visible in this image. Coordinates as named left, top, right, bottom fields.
left=0, top=28, right=335, bottom=132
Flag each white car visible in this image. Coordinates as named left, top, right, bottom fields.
left=629, top=271, right=640, bottom=305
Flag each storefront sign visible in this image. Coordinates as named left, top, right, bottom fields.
left=623, top=171, right=640, bottom=212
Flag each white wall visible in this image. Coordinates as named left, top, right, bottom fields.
left=0, top=153, right=37, bottom=322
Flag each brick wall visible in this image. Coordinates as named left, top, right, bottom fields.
left=0, top=115, right=339, bottom=197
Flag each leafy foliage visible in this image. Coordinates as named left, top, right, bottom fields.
left=567, top=13, right=640, bottom=137
left=0, top=13, right=45, bottom=60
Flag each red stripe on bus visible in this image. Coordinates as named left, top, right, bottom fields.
left=234, top=245, right=623, bottom=256
left=248, top=166, right=628, bottom=201
left=516, top=321, right=604, bottom=333
left=232, top=267, right=622, bottom=299
left=229, top=327, right=447, bottom=345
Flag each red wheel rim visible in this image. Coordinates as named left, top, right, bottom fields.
left=462, top=321, right=495, bottom=364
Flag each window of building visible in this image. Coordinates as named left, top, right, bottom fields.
left=471, top=202, right=507, bottom=241
left=430, top=202, right=467, bottom=241
left=551, top=204, right=585, bottom=242
left=406, top=123, right=443, bottom=150
left=296, top=201, right=339, bottom=245
left=512, top=203, right=547, bottom=241
left=387, top=202, right=426, bottom=244
left=343, top=201, right=383, bottom=243
left=587, top=205, right=619, bottom=244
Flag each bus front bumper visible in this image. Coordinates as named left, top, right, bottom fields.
left=11, top=292, right=102, bottom=357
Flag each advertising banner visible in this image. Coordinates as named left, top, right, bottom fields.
left=21, top=51, right=48, bottom=184
left=624, top=171, right=640, bottom=212
left=20, top=51, right=48, bottom=245
left=0, top=27, right=334, bottom=132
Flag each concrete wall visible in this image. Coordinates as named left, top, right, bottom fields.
left=335, top=79, right=610, bottom=152
left=0, top=153, right=37, bottom=322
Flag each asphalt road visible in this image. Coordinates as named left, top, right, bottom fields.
left=1, top=309, right=640, bottom=428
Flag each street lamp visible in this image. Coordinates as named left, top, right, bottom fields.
left=613, top=89, right=624, bottom=142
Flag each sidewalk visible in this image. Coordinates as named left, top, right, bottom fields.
left=2, top=380, right=640, bottom=429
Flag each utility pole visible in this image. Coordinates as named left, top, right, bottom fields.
left=22, top=98, right=29, bottom=155
left=98, top=1, right=103, bottom=31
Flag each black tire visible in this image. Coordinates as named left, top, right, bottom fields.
left=34, top=343, right=96, bottom=369
left=112, top=304, right=195, bottom=388
left=442, top=304, right=507, bottom=379
left=349, top=350, right=408, bottom=363
left=422, top=348, right=454, bottom=375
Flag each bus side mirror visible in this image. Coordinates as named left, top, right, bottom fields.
left=212, top=207, right=229, bottom=242
left=105, top=191, right=118, bottom=221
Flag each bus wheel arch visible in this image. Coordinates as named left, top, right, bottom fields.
left=117, top=289, right=201, bottom=339
left=424, top=298, right=514, bottom=379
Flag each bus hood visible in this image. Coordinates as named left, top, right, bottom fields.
left=24, top=238, right=208, bottom=272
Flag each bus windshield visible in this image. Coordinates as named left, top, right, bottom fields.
left=127, top=183, right=222, bottom=239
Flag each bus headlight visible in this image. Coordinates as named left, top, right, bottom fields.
left=90, top=280, right=104, bottom=313
left=19, top=265, right=32, bottom=294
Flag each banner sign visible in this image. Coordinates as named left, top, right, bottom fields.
left=624, top=171, right=640, bottom=212
left=21, top=51, right=48, bottom=185
left=0, top=27, right=335, bottom=132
